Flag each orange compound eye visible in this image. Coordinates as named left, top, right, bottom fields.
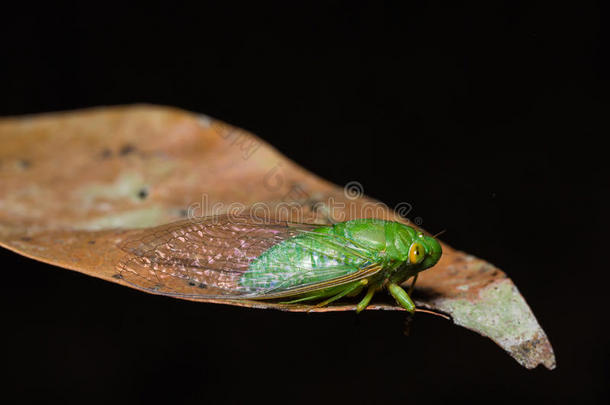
left=408, top=242, right=425, bottom=264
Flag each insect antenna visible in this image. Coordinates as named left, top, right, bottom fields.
left=428, top=228, right=456, bottom=258
left=432, top=229, right=446, bottom=239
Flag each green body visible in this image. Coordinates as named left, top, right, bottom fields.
left=240, top=218, right=442, bottom=312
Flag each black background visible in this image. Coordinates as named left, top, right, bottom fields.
left=1, top=2, right=608, bottom=404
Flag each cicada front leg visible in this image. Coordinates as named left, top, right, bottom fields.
left=387, top=282, right=416, bottom=313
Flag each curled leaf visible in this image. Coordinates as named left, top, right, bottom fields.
left=0, top=105, right=555, bottom=369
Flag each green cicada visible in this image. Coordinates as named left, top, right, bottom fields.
left=117, top=214, right=442, bottom=312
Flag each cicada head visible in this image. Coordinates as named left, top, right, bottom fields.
left=418, top=234, right=442, bottom=270
left=392, top=223, right=442, bottom=273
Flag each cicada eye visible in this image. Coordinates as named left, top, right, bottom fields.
left=408, top=242, right=425, bottom=264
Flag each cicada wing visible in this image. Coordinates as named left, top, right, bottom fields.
left=116, top=214, right=379, bottom=299
left=117, top=214, right=318, bottom=298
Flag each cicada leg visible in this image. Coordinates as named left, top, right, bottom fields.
left=346, top=284, right=365, bottom=297
left=408, top=274, right=418, bottom=295
left=309, top=279, right=368, bottom=310
left=279, top=292, right=328, bottom=304
left=388, top=282, right=416, bottom=313
left=356, top=284, right=377, bottom=313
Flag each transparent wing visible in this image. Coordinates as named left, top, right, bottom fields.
left=115, top=214, right=381, bottom=299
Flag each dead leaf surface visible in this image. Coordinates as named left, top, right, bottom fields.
left=0, top=105, right=555, bottom=369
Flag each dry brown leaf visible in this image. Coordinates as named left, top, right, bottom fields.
left=0, top=105, right=555, bottom=369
